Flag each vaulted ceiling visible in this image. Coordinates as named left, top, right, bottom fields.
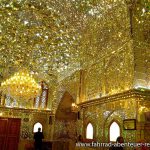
left=0, top=0, right=149, bottom=108
left=0, top=0, right=131, bottom=83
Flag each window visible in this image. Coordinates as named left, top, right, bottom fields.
left=5, top=94, right=17, bottom=107
left=33, top=122, right=42, bottom=133
left=86, top=123, right=93, bottom=139
left=5, top=94, right=11, bottom=107
left=109, top=121, right=120, bottom=142
left=34, top=81, right=48, bottom=109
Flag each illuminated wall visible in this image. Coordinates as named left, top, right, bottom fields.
left=77, top=90, right=150, bottom=149
left=132, top=0, right=150, bottom=90
left=85, top=48, right=134, bottom=100
left=0, top=107, right=52, bottom=140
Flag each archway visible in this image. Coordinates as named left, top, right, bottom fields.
left=109, top=121, right=120, bottom=142
left=33, top=122, right=43, bottom=133
left=54, top=91, right=77, bottom=140
left=86, top=123, right=94, bottom=139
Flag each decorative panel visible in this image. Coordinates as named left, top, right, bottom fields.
left=77, top=90, right=150, bottom=149
left=54, top=120, right=77, bottom=141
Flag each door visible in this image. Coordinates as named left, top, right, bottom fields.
left=0, top=118, right=21, bottom=150
left=0, top=119, right=8, bottom=150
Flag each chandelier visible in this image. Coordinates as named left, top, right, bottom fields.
left=0, top=70, right=41, bottom=100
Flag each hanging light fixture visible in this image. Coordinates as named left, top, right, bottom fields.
left=0, top=70, right=41, bottom=101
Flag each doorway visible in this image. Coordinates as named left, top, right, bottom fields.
left=0, top=118, right=21, bottom=150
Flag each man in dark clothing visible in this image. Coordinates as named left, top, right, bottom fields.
left=34, top=127, right=44, bottom=150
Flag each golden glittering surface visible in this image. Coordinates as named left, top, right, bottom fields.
left=76, top=90, right=150, bottom=147
left=0, top=0, right=149, bottom=109
left=0, top=0, right=130, bottom=78
left=0, top=1, right=149, bottom=145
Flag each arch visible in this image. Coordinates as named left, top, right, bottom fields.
left=33, top=122, right=43, bottom=133
left=103, top=110, right=123, bottom=142
left=109, top=121, right=120, bottom=142
left=55, top=91, right=77, bottom=120
left=54, top=90, right=75, bottom=112
left=86, top=123, right=94, bottom=139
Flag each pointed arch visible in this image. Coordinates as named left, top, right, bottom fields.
left=54, top=90, right=75, bottom=112
left=33, top=122, right=43, bottom=133
left=86, top=123, right=94, bottom=139
left=55, top=91, right=77, bottom=120
left=109, top=121, right=120, bottom=142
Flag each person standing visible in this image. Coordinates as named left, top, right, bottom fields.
left=34, top=127, right=44, bottom=150
left=77, top=135, right=83, bottom=142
